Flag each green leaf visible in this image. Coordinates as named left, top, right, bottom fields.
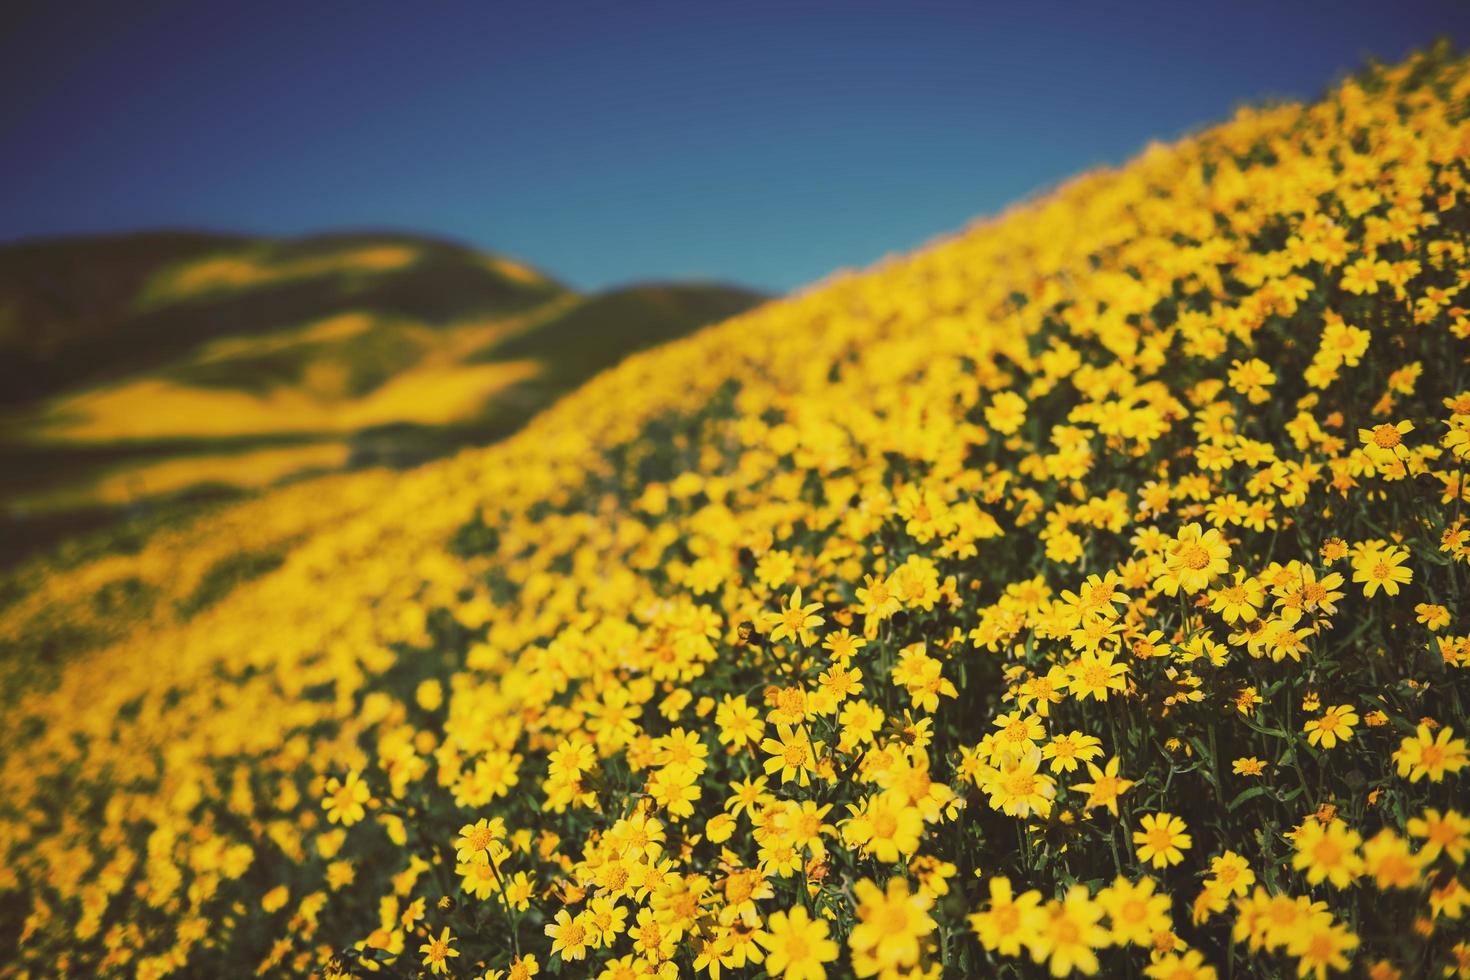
left=1227, top=786, right=1269, bottom=812
left=1240, top=714, right=1290, bottom=739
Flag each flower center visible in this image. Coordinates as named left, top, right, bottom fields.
left=1181, top=545, right=1210, bottom=571
left=1313, top=839, right=1342, bottom=866
left=1052, top=917, right=1081, bottom=944
left=1006, top=772, right=1037, bottom=797
left=1372, top=425, right=1401, bottom=448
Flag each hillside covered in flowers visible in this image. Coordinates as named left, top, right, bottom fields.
left=5, top=47, right=1470, bottom=980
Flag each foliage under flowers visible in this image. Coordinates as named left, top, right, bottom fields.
left=6, top=45, right=1470, bottom=980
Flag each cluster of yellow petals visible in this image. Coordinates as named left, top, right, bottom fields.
left=4, top=45, right=1470, bottom=980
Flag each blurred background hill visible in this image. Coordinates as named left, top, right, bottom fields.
left=0, top=230, right=765, bottom=567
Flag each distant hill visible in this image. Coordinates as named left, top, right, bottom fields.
left=0, top=230, right=563, bottom=405
left=0, top=230, right=767, bottom=565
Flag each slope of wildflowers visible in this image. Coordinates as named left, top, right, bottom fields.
left=6, top=49, right=1470, bottom=980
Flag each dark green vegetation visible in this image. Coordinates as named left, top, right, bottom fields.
left=485, top=282, right=767, bottom=379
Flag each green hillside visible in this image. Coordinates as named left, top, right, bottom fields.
left=0, top=230, right=562, bottom=405
left=485, top=282, right=770, bottom=379
left=0, top=231, right=766, bottom=566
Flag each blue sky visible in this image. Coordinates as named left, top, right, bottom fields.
left=2, top=2, right=1467, bottom=292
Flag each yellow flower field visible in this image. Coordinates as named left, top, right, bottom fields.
left=5, top=46, right=1470, bottom=979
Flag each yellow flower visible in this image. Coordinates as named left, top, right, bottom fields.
left=1134, top=812, right=1192, bottom=869
left=715, top=694, right=765, bottom=747
left=1430, top=875, right=1470, bottom=919
left=1303, top=704, right=1358, bottom=749
left=1445, top=413, right=1470, bottom=460
left=705, top=812, right=736, bottom=844
left=1415, top=602, right=1451, bottom=631
left=759, top=586, right=825, bottom=647
left=260, top=885, right=289, bottom=913
left=1144, top=949, right=1218, bottom=980
left=321, top=770, right=370, bottom=827
left=985, top=391, right=1028, bottom=435
left=1041, top=731, right=1103, bottom=774
left=843, top=792, right=923, bottom=864
left=848, top=876, right=936, bottom=975
left=891, top=643, right=957, bottom=712
left=1156, top=523, right=1231, bottom=595
left=1072, top=757, right=1135, bottom=816
left=501, top=871, right=535, bottom=911
left=1028, top=885, right=1108, bottom=977
left=1393, top=724, right=1468, bottom=783
left=1232, top=687, right=1264, bottom=717
left=1357, top=420, right=1414, bottom=465
left=455, top=817, right=507, bottom=863
left=1286, top=918, right=1359, bottom=980
left=459, top=853, right=504, bottom=900
left=760, top=724, right=817, bottom=786
left=652, top=726, right=709, bottom=776
left=754, top=550, right=796, bottom=589
left=1227, top=358, right=1276, bottom=403
left=1204, top=850, right=1255, bottom=899
left=1350, top=544, right=1412, bottom=598
left=895, top=485, right=954, bottom=543
left=756, top=906, right=839, bottom=980
left=1340, top=256, right=1388, bottom=294
left=1231, top=757, right=1267, bottom=777
left=629, top=906, right=675, bottom=961
left=543, top=908, right=592, bottom=961
left=968, top=875, right=1043, bottom=957
left=1361, top=829, right=1423, bottom=891
left=1065, top=649, right=1128, bottom=702
left=546, top=739, right=596, bottom=779
left=979, top=747, right=1057, bottom=819
left=855, top=573, right=901, bottom=631
left=1407, top=807, right=1469, bottom=863
left=505, top=954, right=539, bottom=980
left=1097, top=875, right=1171, bottom=946
left=418, top=926, right=459, bottom=975
left=1290, top=818, right=1363, bottom=889
left=646, top=765, right=700, bottom=820
left=1208, top=569, right=1264, bottom=624
left=821, top=628, right=866, bottom=662
left=992, top=710, right=1046, bottom=752
left=584, top=895, right=628, bottom=947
